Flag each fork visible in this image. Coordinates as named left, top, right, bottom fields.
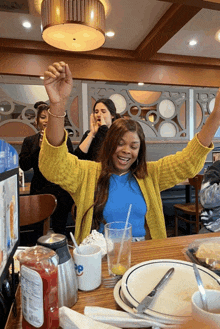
left=102, top=275, right=122, bottom=288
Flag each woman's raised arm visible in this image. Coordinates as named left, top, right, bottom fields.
left=44, top=61, right=73, bottom=146
left=198, top=88, right=220, bottom=147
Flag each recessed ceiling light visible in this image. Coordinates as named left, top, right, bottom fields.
left=22, top=21, right=32, bottom=29
left=106, top=31, right=115, bottom=37
left=138, top=82, right=144, bottom=86
left=188, top=39, right=197, bottom=46
left=40, top=76, right=44, bottom=80
left=215, top=30, right=220, bottom=42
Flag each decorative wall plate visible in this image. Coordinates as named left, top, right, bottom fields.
left=159, top=100, right=175, bottom=118
left=109, top=94, right=127, bottom=113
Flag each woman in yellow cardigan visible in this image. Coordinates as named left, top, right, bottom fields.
left=39, top=61, right=220, bottom=244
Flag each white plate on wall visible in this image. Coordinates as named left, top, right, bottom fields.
left=121, top=259, right=220, bottom=322
left=159, top=122, right=177, bottom=137
left=158, top=99, right=176, bottom=118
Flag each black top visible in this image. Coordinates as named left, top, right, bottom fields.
left=74, top=125, right=108, bottom=161
left=19, top=132, right=74, bottom=194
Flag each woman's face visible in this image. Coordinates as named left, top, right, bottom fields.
left=94, top=102, right=114, bottom=128
left=38, top=109, right=49, bottom=130
left=112, top=131, right=140, bottom=175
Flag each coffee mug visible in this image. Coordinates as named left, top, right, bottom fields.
left=73, top=245, right=102, bottom=291
left=191, top=289, right=220, bottom=328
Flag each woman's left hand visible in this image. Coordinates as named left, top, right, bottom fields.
left=197, top=87, right=220, bottom=147
left=44, top=61, right=73, bottom=106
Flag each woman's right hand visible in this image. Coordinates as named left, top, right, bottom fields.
left=90, top=114, right=99, bottom=136
left=90, top=112, right=107, bottom=136
left=44, top=61, right=73, bottom=105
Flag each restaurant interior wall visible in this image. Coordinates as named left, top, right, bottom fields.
left=0, top=76, right=219, bottom=160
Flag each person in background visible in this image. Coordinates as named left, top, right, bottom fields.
left=39, top=62, right=220, bottom=245
left=199, top=160, right=220, bottom=233
left=74, top=98, right=120, bottom=161
left=19, top=103, right=74, bottom=239
left=34, top=101, right=48, bottom=109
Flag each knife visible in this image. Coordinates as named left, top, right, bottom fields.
left=135, top=267, right=175, bottom=314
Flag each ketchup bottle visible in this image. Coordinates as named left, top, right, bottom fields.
left=17, top=246, right=59, bottom=329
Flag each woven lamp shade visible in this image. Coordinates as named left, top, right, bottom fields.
left=41, top=0, right=105, bottom=51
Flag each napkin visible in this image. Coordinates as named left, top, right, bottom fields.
left=84, top=306, right=178, bottom=328
left=59, top=306, right=120, bottom=329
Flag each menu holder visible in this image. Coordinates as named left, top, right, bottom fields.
left=0, top=140, right=19, bottom=292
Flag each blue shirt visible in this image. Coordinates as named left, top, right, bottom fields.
left=99, top=172, right=147, bottom=237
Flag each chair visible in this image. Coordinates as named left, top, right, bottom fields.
left=19, top=194, right=57, bottom=235
left=174, top=175, right=203, bottom=236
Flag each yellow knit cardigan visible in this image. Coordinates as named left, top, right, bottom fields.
left=39, top=132, right=212, bottom=244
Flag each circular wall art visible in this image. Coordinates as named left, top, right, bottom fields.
left=0, top=100, right=14, bottom=115
left=109, top=94, right=127, bottom=113
left=158, top=99, right=175, bottom=118
left=208, top=98, right=216, bottom=113
left=159, top=122, right=177, bottom=138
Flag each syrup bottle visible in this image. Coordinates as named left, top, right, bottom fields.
left=17, top=245, right=59, bottom=329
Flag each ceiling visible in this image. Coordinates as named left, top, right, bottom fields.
left=1, top=0, right=220, bottom=63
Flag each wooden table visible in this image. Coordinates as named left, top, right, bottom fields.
left=5, top=232, right=220, bottom=329
left=19, top=182, right=31, bottom=195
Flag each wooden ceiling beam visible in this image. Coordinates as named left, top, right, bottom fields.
left=158, top=0, right=220, bottom=11
left=1, top=37, right=220, bottom=69
left=135, top=3, right=201, bottom=61
left=0, top=38, right=135, bottom=61
left=150, top=53, right=220, bottom=68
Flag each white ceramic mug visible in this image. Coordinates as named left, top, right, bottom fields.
left=73, top=245, right=102, bottom=291
left=191, top=289, right=220, bottom=328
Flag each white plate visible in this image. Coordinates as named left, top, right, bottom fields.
left=121, top=259, right=220, bottom=322
left=113, top=279, right=181, bottom=326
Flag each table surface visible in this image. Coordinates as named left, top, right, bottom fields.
left=5, top=231, right=220, bottom=329
left=19, top=182, right=31, bottom=195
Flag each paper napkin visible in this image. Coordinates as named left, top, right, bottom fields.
left=59, top=306, right=120, bottom=329
left=84, top=306, right=177, bottom=328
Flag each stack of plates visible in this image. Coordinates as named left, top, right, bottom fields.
left=113, top=259, right=220, bottom=326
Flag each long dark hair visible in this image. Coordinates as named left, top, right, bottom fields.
left=93, top=98, right=121, bottom=121
left=82, top=118, right=147, bottom=230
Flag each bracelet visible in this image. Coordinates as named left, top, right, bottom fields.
left=48, top=108, right=66, bottom=118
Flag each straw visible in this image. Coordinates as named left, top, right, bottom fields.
left=116, top=204, right=132, bottom=265
left=70, top=232, right=81, bottom=254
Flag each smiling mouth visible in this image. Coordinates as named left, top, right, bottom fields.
left=118, top=156, right=130, bottom=164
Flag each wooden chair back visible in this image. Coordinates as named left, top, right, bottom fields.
left=188, top=174, right=203, bottom=228
left=19, top=194, right=57, bottom=235
left=174, top=174, right=203, bottom=235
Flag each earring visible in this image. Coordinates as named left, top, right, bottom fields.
left=136, top=158, right=139, bottom=166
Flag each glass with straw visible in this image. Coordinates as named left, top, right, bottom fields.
left=104, top=204, right=132, bottom=276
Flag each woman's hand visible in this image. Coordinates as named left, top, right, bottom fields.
left=44, top=61, right=73, bottom=105
left=198, top=87, right=220, bottom=147
left=90, top=113, right=107, bottom=136
left=90, top=114, right=99, bottom=136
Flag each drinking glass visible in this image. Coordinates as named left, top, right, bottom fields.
left=104, top=221, right=132, bottom=276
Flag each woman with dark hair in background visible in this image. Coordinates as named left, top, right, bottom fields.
left=74, top=98, right=120, bottom=161
left=19, top=103, right=74, bottom=241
